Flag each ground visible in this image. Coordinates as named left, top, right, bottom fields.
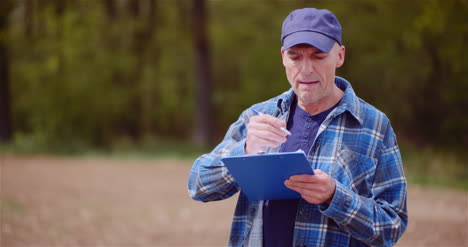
left=1, top=156, right=467, bottom=246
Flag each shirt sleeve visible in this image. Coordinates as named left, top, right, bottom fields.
left=320, top=126, right=408, bottom=246
left=188, top=111, right=249, bottom=202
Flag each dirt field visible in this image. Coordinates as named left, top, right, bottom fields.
left=1, top=156, right=467, bottom=247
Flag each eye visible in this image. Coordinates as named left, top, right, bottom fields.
left=289, top=55, right=300, bottom=61
left=314, top=55, right=327, bottom=60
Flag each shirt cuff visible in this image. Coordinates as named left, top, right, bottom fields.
left=319, top=181, right=354, bottom=224
left=228, top=139, right=246, bottom=157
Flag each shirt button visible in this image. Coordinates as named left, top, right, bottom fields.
left=230, top=235, right=239, bottom=243
left=250, top=207, right=256, bottom=217
left=303, top=134, right=308, bottom=138
left=307, top=117, right=312, bottom=122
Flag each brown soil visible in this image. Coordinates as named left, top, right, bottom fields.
left=1, top=156, right=467, bottom=246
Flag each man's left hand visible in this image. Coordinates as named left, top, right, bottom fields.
left=284, top=169, right=336, bottom=205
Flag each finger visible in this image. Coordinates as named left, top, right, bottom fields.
left=245, top=130, right=284, bottom=154
left=248, top=120, right=288, bottom=139
left=284, top=180, right=303, bottom=193
left=252, top=130, right=287, bottom=144
left=249, top=133, right=283, bottom=148
left=285, top=181, right=329, bottom=204
left=313, top=169, right=326, bottom=175
left=289, top=170, right=329, bottom=182
left=285, top=180, right=321, bottom=192
left=257, top=114, right=287, bottom=129
left=248, top=122, right=288, bottom=143
left=301, top=194, right=322, bottom=205
left=285, top=183, right=321, bottom=202
left=289, top=174, right=317, bottom=183
left=250, top=115, right=288, bottom=137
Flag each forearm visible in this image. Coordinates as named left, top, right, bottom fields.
left=321, top=180, right=408, bottom=246
left=321, top=137, right=408, bottom=246
left=188, top=140, right=245, bottom=202
left=188, top=114, right=249, bottom=202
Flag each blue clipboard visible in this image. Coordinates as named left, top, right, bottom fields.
left=221, top=152, right=314, bottom=201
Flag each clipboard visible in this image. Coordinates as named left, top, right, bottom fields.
left=221, top=152, right=314, bottom=201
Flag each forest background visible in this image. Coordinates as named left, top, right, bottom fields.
left=0, top=0, right=466, bottom=189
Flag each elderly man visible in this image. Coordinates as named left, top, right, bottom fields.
left=188, top=8, right=407, bottom=247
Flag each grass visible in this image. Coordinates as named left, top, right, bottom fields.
left=1, top=136, right=466, bottom=190
left=400, top=143, right=468, bottom=190
left=0, top=135, right=211, bottom=160
left=0, top=197, right=25, bottom=218
left=84, top=139, right=211, bottom=160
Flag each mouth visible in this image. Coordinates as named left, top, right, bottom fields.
left=298, top=80, right=319, bottom=85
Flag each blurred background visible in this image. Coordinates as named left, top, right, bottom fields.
left=1, top=0, right=466, bottom=186
left=0, top=0, right=467, bottom=246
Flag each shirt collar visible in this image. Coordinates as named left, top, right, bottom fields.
left=334, top=76, right=364, bottom=125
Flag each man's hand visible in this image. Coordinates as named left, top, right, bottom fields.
left=245, top=114, right=288, bottom=155
left=284, top=169, right=336, bottom=205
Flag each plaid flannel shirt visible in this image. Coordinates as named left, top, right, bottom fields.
left=188, top=77, right=408, bottom=247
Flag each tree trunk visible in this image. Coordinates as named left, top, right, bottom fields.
left=192, top=0, right=213, bottom=146
left=0, top=0, right=13, bottom=142
left=126, top=0, right=158, bottom=139
left=104, top=0, right=117, bottom=20
left=139, top=0, right=157, bottom=138
left=24, top=0, right=35, bottom=38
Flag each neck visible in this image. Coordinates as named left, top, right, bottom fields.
left=299, top=86, right=344, bottom=115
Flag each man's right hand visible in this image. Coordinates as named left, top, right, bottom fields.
left=245, top=114, right=288, bottom=155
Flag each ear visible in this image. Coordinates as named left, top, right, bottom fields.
left=281, top=47, right=287, bottom=67
left=336, top=45, right=345, bottom=68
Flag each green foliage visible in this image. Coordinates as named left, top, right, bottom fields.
left=5, top=0, right=468, bottom=154
left=401, top=142, right=468, bottom=190
left=0, top=197, right=25, bottom=219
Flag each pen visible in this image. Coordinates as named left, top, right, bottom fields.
left=251, top=109, right=292, bottom=136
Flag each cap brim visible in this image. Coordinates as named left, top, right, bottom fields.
left=282, top=31, right=336, bottom=52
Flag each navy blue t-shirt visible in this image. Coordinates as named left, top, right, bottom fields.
left=262, top=98, right=338, bottom=247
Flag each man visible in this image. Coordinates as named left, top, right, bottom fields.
left=188, top=8, right=408, bottom=247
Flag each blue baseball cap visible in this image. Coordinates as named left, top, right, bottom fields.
left=281, top=8, right=342, bottom=52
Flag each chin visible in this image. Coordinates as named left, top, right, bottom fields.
left=297, top=93, right=319, bottom=105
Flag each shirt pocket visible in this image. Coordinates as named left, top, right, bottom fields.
left=332, top=148, right=377, bottom=197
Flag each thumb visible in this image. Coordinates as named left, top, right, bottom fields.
left=313, top=169, right=325, bottom=175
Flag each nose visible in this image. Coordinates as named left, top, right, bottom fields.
left=301, top=58, right=315, bottom=75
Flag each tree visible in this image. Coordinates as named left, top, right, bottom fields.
left=192, top=0, right=213, bottom=146
left=0, top=0, right=13, bottom=143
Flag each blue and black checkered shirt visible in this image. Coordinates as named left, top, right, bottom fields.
left=188, top=77, right=408, bottom=247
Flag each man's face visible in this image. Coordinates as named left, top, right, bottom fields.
left=282, top=43, right=345, bottom=109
